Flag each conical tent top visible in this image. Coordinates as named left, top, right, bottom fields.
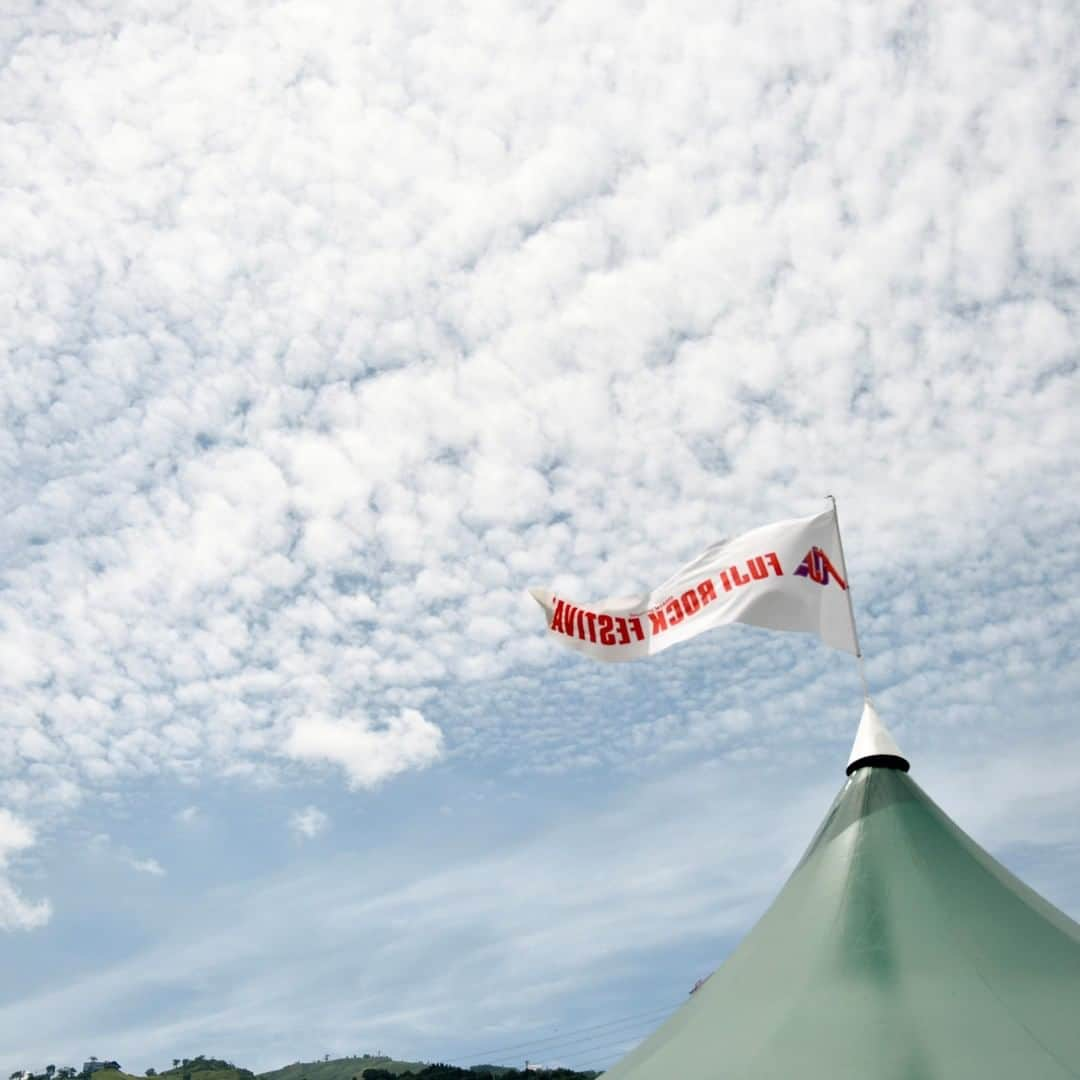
left=601, top=739, right=1080, bottom=1080
left=846, top=699, right=910, bottom=775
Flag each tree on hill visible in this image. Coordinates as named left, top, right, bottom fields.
left=361, top=1067, right=597, bottom=1080
left=161, top=1057, right=250, bottom=1080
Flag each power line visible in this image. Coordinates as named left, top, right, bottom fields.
left=480, top=1022, right=666, bottom=1069
left=446, top=1003, right=675, bottom=1061
left=493, top=1017, right=666, bottom=1060
left=572, top=1026, right=686, bottom=1074
left=445, top=1001, right=680, bottom=1064
left=553, top=1031, right=662, bottom=1073
left=573, top=1039, right=650, bottom=1073
left=450, top=1025, right=669, bottom=1070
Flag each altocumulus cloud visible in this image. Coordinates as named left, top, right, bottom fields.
left=285, top=709, right=444, bottom=790
left=128, top=856, right=167, bottom=877
left=289, top=805, right=330, bottom=840
left=0, top=0, right=1077, bottom=940
left=0, top=809, right=51, bottom=931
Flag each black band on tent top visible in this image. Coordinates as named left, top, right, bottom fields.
left=846, top=753, right=911, bottom=776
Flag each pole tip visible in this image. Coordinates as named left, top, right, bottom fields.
left=846, top=700, right=910, bottom=776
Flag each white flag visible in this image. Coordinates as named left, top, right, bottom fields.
left=529, top=508, right=858, bottom=661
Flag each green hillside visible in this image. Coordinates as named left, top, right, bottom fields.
left=159, top=1069, right=252, bottom=1080
left=11, top=1052, right=595, bottom=1080
left=258, top=1058, right=598, bottom=1080
left=259, top=1058, right=427, bottom=1080
left=79, top=1067, right=252, bottom=1080
left=257, top=1058, right=598, bottom=1080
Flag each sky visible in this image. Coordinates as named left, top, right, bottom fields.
left=1, top=0, right=1078, bottom=1073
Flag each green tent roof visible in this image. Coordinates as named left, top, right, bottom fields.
left=602, top=714, right=1080, bottom=1079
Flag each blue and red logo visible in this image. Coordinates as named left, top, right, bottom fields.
left=795, top=547, right=847, bottom=589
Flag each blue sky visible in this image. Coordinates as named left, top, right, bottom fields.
left=1, top=0, right=1078, bottom=1073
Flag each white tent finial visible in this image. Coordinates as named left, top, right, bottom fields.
left=846, top=699, right=910, bottom=776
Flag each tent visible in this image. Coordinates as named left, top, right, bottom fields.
left=601, top=703, right=1080, bottom=1079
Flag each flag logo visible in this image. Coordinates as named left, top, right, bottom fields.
left=795, top=546, right=847, bottom=590
left=529, top=507, right=859, bottom=659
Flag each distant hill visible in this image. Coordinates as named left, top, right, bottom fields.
left=11, top=1051, right=595, bottom=1080
left=257, top=1058, right=598, bottom=1080
left=259, top=1058, right=427, bottom=1080
left=160, top=1064, right=253, bottom=1080
left=154, top=1058, right=254, bottom=1080
left=59, top=1062, right=255, bottom=1080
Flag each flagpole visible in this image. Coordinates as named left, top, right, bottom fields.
left=825, top=495, right=870, bottom=700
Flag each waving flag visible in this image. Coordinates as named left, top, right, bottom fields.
left=529, top=508, right=858, bottom=661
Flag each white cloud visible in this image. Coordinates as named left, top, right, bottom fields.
left=0, top=809, right=52, bottom=932
left=0, top=879, right=52, bottom=933
left=175, top=805, right=200, bottom=824
left=285, top=710, right=444, bottom=790
left=82, top=831, right=167, bottom=880
left=289, top=805, right=330, bottom=840
left=0, top=810, right=36, bottom=861
left=129, top=857, right=166, bottom=877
